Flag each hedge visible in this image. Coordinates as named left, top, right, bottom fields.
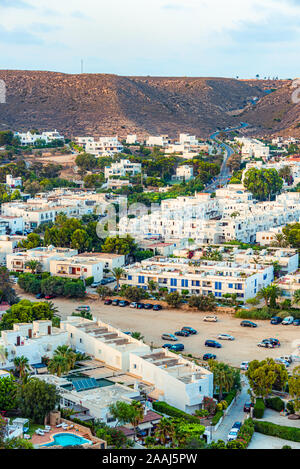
left=211, top=410, right=224, bottom=426
left=237, top=418, right=255, bottom=448
left=224, top=389, right=237, bottom=406
left=152, top=401, right=199, bottom=423
left=254, top=421, right=300, bottom=442
left=253, top=398, right=265, bottom=419
left=265, top=397, right=285, bottom=412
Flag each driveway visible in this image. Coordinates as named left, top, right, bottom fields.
left=249, top=432, right=300, bottom=449
left=213, top=376, right=250, bottom=442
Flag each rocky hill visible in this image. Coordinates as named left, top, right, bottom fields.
left=0, top=70, right=296, bottom=138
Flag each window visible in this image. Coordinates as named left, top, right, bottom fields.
left=128, top=275, right=132, bottom=280
left=215, top=282, right=222, bottom=290
left=170, top=278, right=177, bottom=287
left=181, top=279, right=188, bottom=288
left=228, top=283, right=233, bottom=289
left=235, top=283, right=243, bottom=290
left=138, top=276, right=145, bottom=284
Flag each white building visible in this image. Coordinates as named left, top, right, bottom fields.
left=49, top=256, right=104, bottom=283
left=175, top=165, right=194, bottom=181
left=84, top=137, right=123, bottom=157
left=0, top=320, right=68, bottom=369
left=146, top=135, right=170, bottom=147
left=104, top=159, right=142, bottom=180
left=122, top=256, right=274, bottom=302
left=61, top=316, right=213, bottom=414
left=0, top=216, right=24, bottom=236
left=0, top=235, right=25, bottom=266
left=14, top=130, right=64, bottom=146
left=6, top=174, right=22, bottom=189
left=235, top=137, right=270, bottom=159
left=126, top=135, right=138, bottom=144
left=6, top=246, right=78, bottom=273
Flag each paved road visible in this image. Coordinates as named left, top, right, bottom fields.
left=212, top=375, right=250, bottom=442
left=205, top=123, right=248, bottom=193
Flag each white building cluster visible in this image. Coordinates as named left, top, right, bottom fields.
left=75, top=136, right=123, bottom=157
left=235, top=137, right=270, bottom=159
left=14, top=130, right=65, bottom=146
left=104, top=159, right=142, bottom=180
left=120, top=186, right=300, bottom=245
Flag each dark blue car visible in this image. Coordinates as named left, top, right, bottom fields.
left=205, top=340, right=222, bottom=348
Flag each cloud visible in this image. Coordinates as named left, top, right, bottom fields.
left=0, top=0, right=34, bottom=8
left=0, top=28, right=43, bottom=45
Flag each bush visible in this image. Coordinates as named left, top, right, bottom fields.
left=265, top=397, right=285, bottom=412
left=237, top=418, right=255, bottom=447
left=211, top=410, right=224, bottom=426
left=287, top=401, right=295, bottom=414
left=254, top=421, right=300, bottom=442
left=224, top=389, right=237, bottom=406
left=235, top=307, right=272, bottom=320
left=253, top=398, right=265, bottom=419
left=152, top=401, right=199, bottom=423
left=85, top=276, right=94, bottom=287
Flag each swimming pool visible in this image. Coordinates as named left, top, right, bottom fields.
left=41, top=432, right=93, bottom=447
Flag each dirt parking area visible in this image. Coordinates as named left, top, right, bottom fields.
left=19, top=291, right=300, bottom=369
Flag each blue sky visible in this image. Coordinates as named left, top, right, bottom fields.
left=0, top=0, right=300, bottom=77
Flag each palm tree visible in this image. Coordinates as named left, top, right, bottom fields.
left=271, top=233, right=289, bottom=248
left=13, top=356, right=30, bottom=379
left=155, top=418, right=174, bottom=445
left=0, top=346, right=7, bottom=365
left=25, top=260, right=42, bottom=274
left=147, top=280, right=158, bottom=295
left=111, top=267, right=125, bottom=293
left=209, top=362, right=234, bottom=401
left=47, top=354, right=69, bottom=377
left=131, top=332, right=144, bottom=341
left=54, top=345, right=76, bottom=372
left=130, top=401, right=144, bottom=439
left=256, top=286, right=271, bottom=307
left=293, top=289, right=300, bottom=306
left=267, top=284, right=282, bottom=308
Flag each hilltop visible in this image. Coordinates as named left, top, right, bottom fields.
left=0, top=70, right=296, bottom=138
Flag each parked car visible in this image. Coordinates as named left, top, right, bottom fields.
left=218, top=334, right=235, bottom=341
left=293, top=319, right=300, bottom=326
left=162, top=344, right=174, bottom=349
left=100, top=279, right=110, bottom=285
left=130, top=302, right=138, bottom=308
left=240, top=361, right=249, bottom=370
left=36, top=293, right=45, bottom=299
left=203, top=315, right=218, bottom=322
left=270, top=316, right=283, bottom=325
left=123, top=331, right=132, bottom=336
left=240, top=320, right=257, bottom=328
left=263, top=338, right=280, bottom=347
left=181, top=327, right=197, bottom=334
left=119, top=300, right=129, bottom=307
left=45, top=294, right=56, bottom=300
left=153, top=304, right=162, bottom=311
left=91, top=282, right=101, bottom=288
left=243, top=402, right=254, bottom=413
left=227, top=428, right=239, bottom=442
left=169, top=344, right=184, bottom=352
left=136, top=303, right=144, bottom=309
left=205, top=340, right=222, bottom=348
left=104, top=299, right=112, bottom=305
left=75, top=305, right=90, bottom=312
left=203, top=353, right=217, bottom=361
left=282, top=316, right=294, bottom=325
left=161, top=333, right=177, bottom=341
left=232, top=422, right=242, bottom=430
left=111, top=299, right=120, bottom=306
left=105, top=277, right=116, bottom=284
left=143, top=304, right=153, bottom=310
left=278, top=355, right=293, bottom=364
left=257, top=341, right=274, bottom=348
left=275, top=358, right=290, bottom=367
left=175, top=330, right=190, bottom=337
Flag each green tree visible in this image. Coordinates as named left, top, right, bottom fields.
left=289, top=366, right=300, bottom=412
left=71, top=229, right=91, bottom=252
left=16, top=378, right=60, bottom=424
left=209, top=361, right=235, bottom=401
left=25, top=259, right=42, bottom=274
left=246, top=359, right=288, bottom=398
left=0, top=376, right=17, bottom=411
left=13, top=356, right=30, bottom=380
left=164, top=291, right=183, bottom=308
left=243, top=168, right=283, bottom=201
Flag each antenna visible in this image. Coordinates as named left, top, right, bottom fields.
left=81, top=59, right=84, bottom=74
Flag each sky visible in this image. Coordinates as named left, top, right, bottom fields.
left=0, top=0, right=300, bottom=77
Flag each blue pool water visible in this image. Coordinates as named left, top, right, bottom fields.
left=41, top=433, right=93, bottom=447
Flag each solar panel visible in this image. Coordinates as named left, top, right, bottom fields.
left=72, top=378, right=98, bottom=392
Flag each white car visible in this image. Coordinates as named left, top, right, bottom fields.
left=282, top=316, right=294, bottom=325
left=203, top=315, right=218, bottom=322
left=275, top=358, right=290, bottom=367
left=130, top=302, right=138, bottom=308
left=227, top=428, right=239, bottom=442
left=218, top=334, right=235, bottom=341
left=240, top=361, right=249, bottom=370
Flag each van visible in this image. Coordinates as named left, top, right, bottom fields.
left=161, top=333, right=177, bottom=342
left=75, top=305, right=91, bottom=312
left=282, top=316, right=294, bottom=325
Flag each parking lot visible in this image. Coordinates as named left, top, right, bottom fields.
left=18, top=289, right=300, bottom=368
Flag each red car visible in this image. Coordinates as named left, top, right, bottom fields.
left=45, top=294, right=56, bottom=300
